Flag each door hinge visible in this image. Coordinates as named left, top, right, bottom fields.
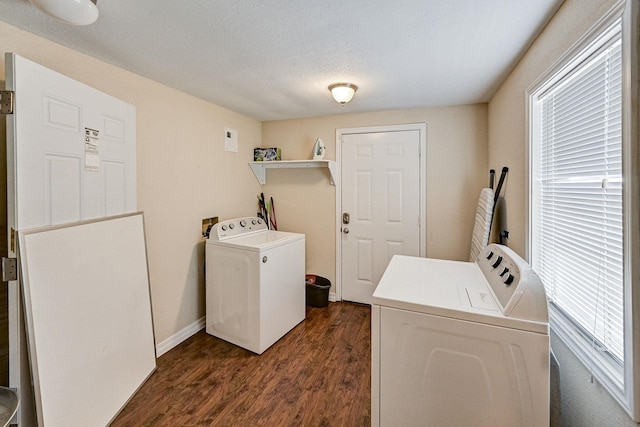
left=0, top=90, right=14, bottom=115
left=0, top=90, right=13, bottom=114
left=2, top=257, right=17, bottom=282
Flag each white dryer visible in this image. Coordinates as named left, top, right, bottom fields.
left=372, top=244, right=549, bottom=427
left=206, top=217, right=305, bottom=354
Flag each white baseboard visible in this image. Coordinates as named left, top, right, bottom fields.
left=155, top=293, right=340, bottom=357
left=156, top=317, right=205, bottom=357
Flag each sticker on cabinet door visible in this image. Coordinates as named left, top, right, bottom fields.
left=84, top=127, right=100, bottom=172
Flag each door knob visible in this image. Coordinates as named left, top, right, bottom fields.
left=343, top=227, right=349, bottom=234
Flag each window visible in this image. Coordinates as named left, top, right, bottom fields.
left=528, top=1, right=639, bottom=419
left=533, top=22, right=623, bottom=362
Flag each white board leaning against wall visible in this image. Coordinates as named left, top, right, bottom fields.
left=18, top=213, right=156, bottom=427
left=6, top=52, right=139, bottom=426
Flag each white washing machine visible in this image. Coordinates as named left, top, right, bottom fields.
left=372, top=244, right=549, bottom=427
left=205, top=216, right=305, bottom=354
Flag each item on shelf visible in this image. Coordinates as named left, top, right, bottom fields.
left=254, top=147, right=282, bottom=161
left=312, top=137, right=326, bottom=160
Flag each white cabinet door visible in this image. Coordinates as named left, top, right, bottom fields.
left=340, top=129, right=421, bottom=304
left=5, top=53, right=136, bottom=426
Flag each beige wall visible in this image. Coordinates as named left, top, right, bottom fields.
left=0, top=20, right=488, bottom=348
left=488, top=0, right=636, bottom=425
left=488, top=0, right=620, bottom=256
left=0, top=21, right=263, bottom=345
left=262, top=105, right=488, bottom=289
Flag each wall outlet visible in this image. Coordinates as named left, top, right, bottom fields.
left=224, top=128, right=238, bottom=152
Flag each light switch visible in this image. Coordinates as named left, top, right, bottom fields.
left=225, top=127, right=238, bottom=152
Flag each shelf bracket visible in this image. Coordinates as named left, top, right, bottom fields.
left=249, top=163, right=267, bottom=184
left=326, top=161, right=336, bottom=185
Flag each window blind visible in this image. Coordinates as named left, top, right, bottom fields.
left=533, top=32, right=623, bottom=362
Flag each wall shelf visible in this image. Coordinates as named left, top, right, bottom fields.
left=248, top=160, right=336, bottom=185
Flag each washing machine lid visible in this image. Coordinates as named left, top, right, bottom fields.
left=208, top=230, right=304, bottom=251
left=372, top=255, right=548, bottom=334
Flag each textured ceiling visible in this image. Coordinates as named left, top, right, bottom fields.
left=0, top=0, right=563, bottom=121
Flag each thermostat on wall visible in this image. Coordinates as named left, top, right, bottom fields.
left=225, top=127, right=238, bottom=152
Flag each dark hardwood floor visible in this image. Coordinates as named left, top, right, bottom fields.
left=111, top=302, right=371, bottom=427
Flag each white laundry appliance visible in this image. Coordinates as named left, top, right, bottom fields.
left=206, top=216, right=305, bottom=354
left=372, top=243, right=549, bottom=427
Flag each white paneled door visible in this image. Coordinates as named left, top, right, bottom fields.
left=5, top=53, right=136, bottom=426
left=340, top=128, right=423, bottom=304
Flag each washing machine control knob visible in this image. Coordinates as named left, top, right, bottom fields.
left=251, top=219, right=257, bottom=225
left=499, top=267, right=510, bottom=277
left=504, top=273, right=515, bottom=286
left=486, top=251, right=494, bottom=260
left=229, top=223, right=235, bottom=229
left=491, top=256, right=503, bottom=268
left=221, top=225, right=228, bottom=231
left=240, top=220, right=247, bottom=227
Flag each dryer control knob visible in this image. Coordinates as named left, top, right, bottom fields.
left=240, top=220, right=247, bottom=227
left=486, top=251, right=494, bottom=260
left=251, top=219, right=257, bottom=225
left=504, top=273, right=515, bottom=286
left=229, top=223, right=235, bottom=229
left=491, top=256, right=503, bottom=268
left=499, top=267, right=510, bottom=277
left=221, top=225, right=227, bottom=231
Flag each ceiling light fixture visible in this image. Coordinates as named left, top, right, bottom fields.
left=29, top=0, right=99, bottom=26
left=328, top=83, right=358, bottom=105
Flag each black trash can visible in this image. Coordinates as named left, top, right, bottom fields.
left=305, top=274, right=331, bottom=307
